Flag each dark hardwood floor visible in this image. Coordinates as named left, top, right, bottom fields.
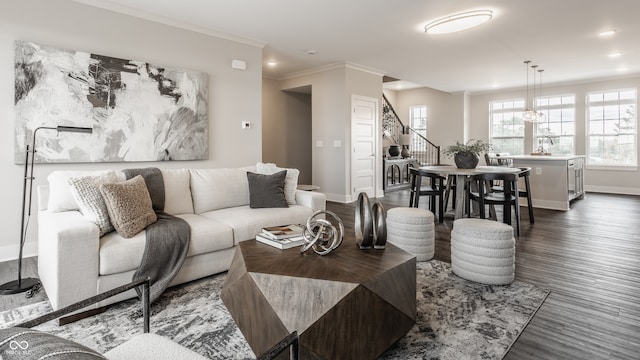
left=1, top=191, right=638, bottom=359
left=327, top=191, right=640, bottom=360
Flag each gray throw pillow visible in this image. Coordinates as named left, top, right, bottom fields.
left=0, top=327, right=106, bottom=359
left=100, top=175, right=157, bottom=238
left=246, top=170, right=288, bottom=209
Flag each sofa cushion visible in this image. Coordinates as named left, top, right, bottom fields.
left=247, top=170, right=288, bottom=208
left=201, top=205, right=314, bottom=244
left=99, top=214, right=233, bottom=275
left=256, top=162, right=300, bottom=205
left=161, top=169, right=194, bottom=215
left=47, top=170, right=124, bottom=212
left=190, top=168, right=250, bottom=214
left=100, top=176, right=157, bottom=239
left=67, top=171, right=118, bottom=236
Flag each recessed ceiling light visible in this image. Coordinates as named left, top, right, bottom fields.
left=599, top=30, right=617, bottom=37
left=266, top=61, right=278, bottom=67
left=306, top=50, right=317, bottom=55
left=424, top=10, right=493, bottom=34
left=609, top=52, right=623, bottom=58
left=617, top=67, right=628, bottom=72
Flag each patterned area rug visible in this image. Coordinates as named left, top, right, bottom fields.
left=0, top=260, right=548, bottom=360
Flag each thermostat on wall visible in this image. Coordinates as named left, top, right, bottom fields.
left=232, top=59, right=247, bottom=70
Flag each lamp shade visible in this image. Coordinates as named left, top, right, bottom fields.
left=399, top=134, right=411, bottom=146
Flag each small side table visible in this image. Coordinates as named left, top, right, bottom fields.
left=297, top=184, right=320, bottom=191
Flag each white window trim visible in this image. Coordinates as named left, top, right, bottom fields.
left=585, top=88, right=637, bottom=168
left=489, top=98, right=526, bottom=155
left=534, top=94, right=576, bottom=155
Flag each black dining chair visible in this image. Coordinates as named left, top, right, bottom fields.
left=517, top=167, right=534, bottom=224
left=484, top=167, right=535, bottom=225
left=467, top=172, right=520, bottom=236
left=409, top=167, right=445, bottom=222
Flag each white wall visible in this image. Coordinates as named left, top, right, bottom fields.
left=262, top=78, right=312, bottom=184
left=470, top=76, right=640, bottom=195
left=0, top=0, right=263, bottom=261
left=393, top=87, right=464, bottom=163
left=279, top=65, right=383, bottom=202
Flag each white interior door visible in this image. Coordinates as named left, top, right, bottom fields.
left=351, top=95, right=378, bottom=199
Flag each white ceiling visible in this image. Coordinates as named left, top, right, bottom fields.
left=74, top=0, right=640, bottom=93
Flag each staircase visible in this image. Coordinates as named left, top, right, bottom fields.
left=382, top=94, right=441, bottom=165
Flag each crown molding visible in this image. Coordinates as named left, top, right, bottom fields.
left=278, top=61, right=386, bottom=80
left=72, top=0, right=267, bottom=48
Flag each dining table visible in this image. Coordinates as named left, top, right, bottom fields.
left=418, top=165, right=521, bottom=220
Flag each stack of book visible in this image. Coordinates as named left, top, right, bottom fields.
left=256, top=224, right=306, bottom=249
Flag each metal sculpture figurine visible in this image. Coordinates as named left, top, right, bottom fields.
left=300, top=210, right=344, bottom=256
left=355, top=192, right=387, bottom=249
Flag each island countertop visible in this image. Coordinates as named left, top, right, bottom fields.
left=497, top=155, right=585, bottom=211
left=500, top=154, right=586, bottom=161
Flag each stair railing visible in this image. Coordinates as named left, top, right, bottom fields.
left=382, top=94, right=441, bottom=165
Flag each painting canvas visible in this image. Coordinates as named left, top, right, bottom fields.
left=14, top=40, right=208, bottom=163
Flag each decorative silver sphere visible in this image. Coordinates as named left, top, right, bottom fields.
left=300, top=210, right=344, bottom=256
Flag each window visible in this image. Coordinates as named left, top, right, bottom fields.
left=586, top=89, right=637, bottom=167
left=535, top=95, right=575, bottom=155
left=409, top=105, right=427, bottom=149
left=489, top=99, right=525, bottom=155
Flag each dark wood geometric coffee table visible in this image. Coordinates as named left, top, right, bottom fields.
left=221, top=238, right=416, bottom=360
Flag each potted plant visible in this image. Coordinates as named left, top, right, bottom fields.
left=443, top=139, right=492, bottom=169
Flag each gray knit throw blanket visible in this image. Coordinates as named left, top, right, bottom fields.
left=123, top=168, right=190, bottom=304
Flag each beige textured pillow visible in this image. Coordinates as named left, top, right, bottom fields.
left=100, top=175, right=157, bottom=238
left=67, top=171, right=117, bottom=236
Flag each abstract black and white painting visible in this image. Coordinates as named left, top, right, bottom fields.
left=14, top=40, right=208, bottom=163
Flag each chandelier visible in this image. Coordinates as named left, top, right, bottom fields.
left=523, top=60, right=545, bottom=123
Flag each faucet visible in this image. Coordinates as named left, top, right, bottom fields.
left=537, top=136, right=554, bottom=154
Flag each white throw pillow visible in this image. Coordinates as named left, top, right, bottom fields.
left=161, top=169, right=194, bottom=215
left=67, top=170, right=118, bottom=236
left=47, top=170, right=120, bottom=212
left=256, top=162, right=299, bottom=205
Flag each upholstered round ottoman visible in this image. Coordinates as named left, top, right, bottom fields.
left=386, top=207, right=435, bottom=261
left=451, top=218, right=515, bottom=285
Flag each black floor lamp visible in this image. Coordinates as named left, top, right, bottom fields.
left=0, top=125, right=93, bottom=296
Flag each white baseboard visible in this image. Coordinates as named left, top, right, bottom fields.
left=585, top=185, right=640, bottom=195
left=0, top=241, right=38, bottom=263
left=519, top=198, right=569, bottom=211
left=325, top=193, right=352, bottom=204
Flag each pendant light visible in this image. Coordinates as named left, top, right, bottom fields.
left=536, top=69, right=545, bottom=122
left=522, top=61, right=545, bottom=123
left=522, top=60, right=537, bottom=122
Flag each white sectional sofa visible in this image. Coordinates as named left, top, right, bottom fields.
left=36, top=165, right=326, bottom=311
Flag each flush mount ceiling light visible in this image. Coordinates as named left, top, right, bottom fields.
left=424, top=10, right=493, bottom=34
left=599, top=30, right=617, bottom=37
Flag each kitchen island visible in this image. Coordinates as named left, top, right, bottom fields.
left=501, top=155, right=585, bottom=211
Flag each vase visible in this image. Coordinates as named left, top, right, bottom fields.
left=401, top=146, right=411, bottom=158
left=388, top=145, right=400, bottom=157
left=454, top=152, right=479, bottom=169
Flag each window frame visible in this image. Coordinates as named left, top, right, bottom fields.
left=534, top=94, right=576, bottom=156
left=585, top=88, right=637, bottom=170
left=409, top=105, right=427, bottom=149
left=489, top=98, right=526, bottom=155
